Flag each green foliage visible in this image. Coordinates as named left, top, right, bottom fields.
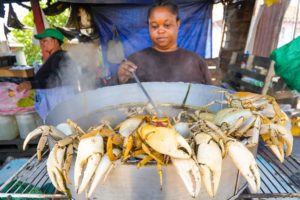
left=11, top=1, right=69, bottom=65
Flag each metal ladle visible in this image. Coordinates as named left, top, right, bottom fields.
left=131, top=71, right=162, bottom=117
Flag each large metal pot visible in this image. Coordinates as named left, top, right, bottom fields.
left=46, top=82, right=254, bottom=200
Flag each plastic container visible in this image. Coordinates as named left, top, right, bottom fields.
left=0, top=115, right=19, bottom=140
left=15, top=112, right=42, bottom=139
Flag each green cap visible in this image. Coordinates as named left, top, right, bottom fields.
left=34, top=28, right=64, bottom=43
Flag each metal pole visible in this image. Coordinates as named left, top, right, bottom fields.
left=293, top=0, right=300, bottom=39
left=237, top=193, right=300, bottom=199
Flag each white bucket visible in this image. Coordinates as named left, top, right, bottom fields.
left=15, top=112, right=42, bottom=139
left=0, top=115, right=19, bottom=140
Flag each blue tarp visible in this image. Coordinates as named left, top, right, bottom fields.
left=91, top=0, right=212, bottom=76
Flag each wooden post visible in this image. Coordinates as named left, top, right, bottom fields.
left=30, top=0, right=44, bottom=34
left=30, top=0, right=47, bottom=60
left=261, top=61, right=275, bottom=95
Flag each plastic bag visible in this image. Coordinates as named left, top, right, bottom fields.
left=0, top=82, right=35, bottom=115
left=107, top=26, right=125, bottom=64
left=269, top=36, right=300, bottom=92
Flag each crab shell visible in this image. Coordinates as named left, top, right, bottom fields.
left=214, top=108, right=252, bottom=125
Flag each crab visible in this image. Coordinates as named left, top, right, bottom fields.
left=203, top=91, right=288, bottom=126
left=114, top=116, right=144, bottom=161
left=136, top=116, right=203, bottom=197
left=191, top=119, right=260, bottom=193
left=137, top=123, right=192, bottom=159
left=74, top=130, right=123, bottom=198
left=23, top=119, right=86, bottom=161
left=74, top=131, right=105, bottom=194
left=46, top=120, right=124, bottom=198
left=115, top=115, right=201, bottom=197
left=260, top=121, right=293, bottom=162
left=213, top=108, right=261, bottom=147
left=47, top=130, right=83, bottom=186
left=193, top=132, right=222, bottom=197
left=189, top=120, right=225, bottom=197
left=112, top=116, right=167, bottom=188
left=46, top=120, right=88, bottom=192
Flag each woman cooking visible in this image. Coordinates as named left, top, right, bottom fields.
left=111, top=2, right=212, bottom=85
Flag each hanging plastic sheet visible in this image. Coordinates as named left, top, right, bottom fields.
left=90, top=0, right=212, bottom=76
left=270, top=36, right=300, bottom=92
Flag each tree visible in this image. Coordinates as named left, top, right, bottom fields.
left=12, top=2, right=69, bottom=65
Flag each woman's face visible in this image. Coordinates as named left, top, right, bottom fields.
left=148, top=6, right=180, bottom=52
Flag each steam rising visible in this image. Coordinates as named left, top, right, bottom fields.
left=55, top=42, right=101, bottom=92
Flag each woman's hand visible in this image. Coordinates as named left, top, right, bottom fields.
left=16, top=81, right=32, bottom=92
left=117, top=60, right=138, bottom=83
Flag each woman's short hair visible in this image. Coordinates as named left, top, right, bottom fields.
left=147, top=1, right=180, bottom=22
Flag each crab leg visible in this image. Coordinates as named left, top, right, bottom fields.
left=47, top=146, right=67, bottom=192
left=23, top=126, right=65, bottom=160
left=141, top=143, right=164, bottom=165
left=123, top=135, right=134, bottom=161
left=87, top=149, right=121, bottom=198
left=106, top=134, right=123, bottom=161
left=63, top=144, right=74, bottom=184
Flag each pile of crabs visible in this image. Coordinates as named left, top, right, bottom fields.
left=23, top=91, right=293, bottom=199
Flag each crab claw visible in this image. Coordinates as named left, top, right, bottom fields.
left=56, top=123, right=74, bottom=136
left=260, top=123, right=293, bottom=161
left=23, top=125, right=66, bottom=160
left=117, top=116, right=144, bottom=137
left=171, top=157, right=201, bottom=198
left=139, top=124, right=192, bottom=159
left=226, top=140, right=260, bottom=193
left=87, top=149, right=121, bottom=198
left=47, top=145, right=67, bottom=192
left=74, top=132, right=104, bottom=194
left=195, top=133, right=222, bottom=197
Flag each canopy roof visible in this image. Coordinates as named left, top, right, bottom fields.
left=58, top=0, right=221, bottom=4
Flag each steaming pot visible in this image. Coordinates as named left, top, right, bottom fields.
left=46, top=82, right=255, bottom=200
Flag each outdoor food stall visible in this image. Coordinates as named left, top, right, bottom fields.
left=0, top=0, right=300, bottom=199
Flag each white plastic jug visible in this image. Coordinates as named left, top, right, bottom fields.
left=15, top=112, right=41, bottom=139
left=0, top=115, right=19, bottom=140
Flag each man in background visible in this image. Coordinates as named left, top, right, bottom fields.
left=17, top=28, right=80, bottom=121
